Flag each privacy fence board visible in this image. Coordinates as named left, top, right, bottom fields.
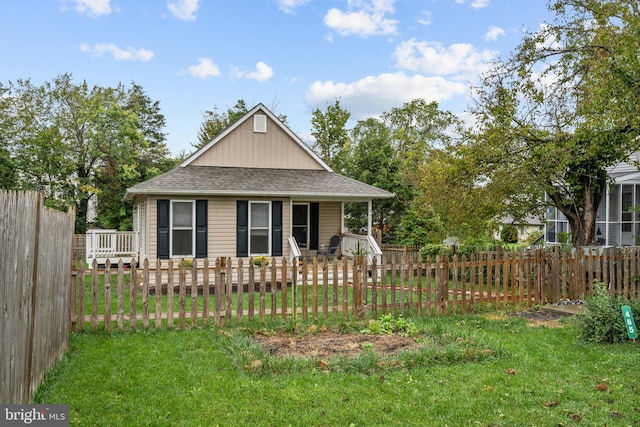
left=70, top=248, right=640, bottom=332
left=0, top=191, right=75, bottom=404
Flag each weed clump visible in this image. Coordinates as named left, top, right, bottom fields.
left=575, top=281, right=640, bottom=344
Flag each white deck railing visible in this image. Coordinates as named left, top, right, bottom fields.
left=341, top=233, right=383, bottom=265
left=288, top=236, right=302, bottom=264
left=86, top=229, right=139, bottom=265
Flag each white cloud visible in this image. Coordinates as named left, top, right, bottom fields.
left=79, top=43, right=153, bottom=61
left=485, top=25, right=505, bottom=42
left=393, top=39, right=496, bottom=77
left=167, top=0, right=200, bottom=21
left=276, top=0, right=310, bottom=14
left=324, top=0, right=398, bottom=38
left=71, top=0, right=111, bottom=17
left=187, top=58, right=220, bottom=79
left=455, top=0, right=490, bottom=9
left=417, top=10, right=432, bottom=27
left=305, top=72, right=467, bottom=120
left=233, top=62, right=274, bottom=82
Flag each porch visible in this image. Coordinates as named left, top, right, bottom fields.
left=82, top=230, right=381, bottom=267
left=85, top=229, right=139, bottom=265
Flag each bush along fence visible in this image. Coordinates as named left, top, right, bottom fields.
left=69, top=247, right=640, bottom=332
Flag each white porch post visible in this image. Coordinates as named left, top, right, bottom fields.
left=605, top=186, right=610, bottom=245
left=367, top=199, right=372, bottom=237
left=340, top=202, right=344, bottom=234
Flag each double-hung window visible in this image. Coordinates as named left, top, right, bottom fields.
left=171, top=200, right=194, bottom=257
left=249, top=201, right=270, bottom=255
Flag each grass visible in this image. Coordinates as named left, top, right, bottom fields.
left=34, top=313, right=640, bottom=426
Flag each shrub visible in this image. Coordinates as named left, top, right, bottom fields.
left=575, top=281, right=640, bottom=344
left=253, top=256, right=270, bottom=266
left=500, top=225, right=519, bottom=244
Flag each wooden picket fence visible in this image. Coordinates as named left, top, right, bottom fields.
left=69, top=247, right=640, bottom=332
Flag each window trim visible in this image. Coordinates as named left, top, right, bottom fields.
left=170, top=200, right=196, bottom=258
left=248, top=201, right=271, bottom=256
left=254, top=114, right=267, bottom=133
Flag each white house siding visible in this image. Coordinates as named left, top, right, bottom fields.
left=189, top=113, right=323, bottom=170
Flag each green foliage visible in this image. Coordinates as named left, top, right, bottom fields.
left=575, top=281, right=640, bottom=344
left=310, top=98, right=351, bottom=172
left=419, top=238, right=501, bottom=261
left=500, top=225, right=519, bottom=244
left=398, top=202, right=446, bottom=246
left=361, top=314, right=418, bottom=337
left=0, top=146, right=17, bottom=190
left=253, top=256, right=270, bottom=266
left=343, top=117, right=412, bottom=241
left=1, top=74, right=174, bottom=232
left=524, top=230, right=544, bottom=246
left=195, top=99, right=248, bottom=149
left=464, top=0, right=640, bottom=247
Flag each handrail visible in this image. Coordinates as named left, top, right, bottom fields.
left=288, top=236, right=301, bottom=262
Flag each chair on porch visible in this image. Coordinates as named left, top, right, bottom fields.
left=317, top=235, right=341, bottom=261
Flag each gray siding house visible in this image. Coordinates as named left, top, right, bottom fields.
left=545, top=156, right=640, bottom=246
left=122, top=103, right=393, bottom=263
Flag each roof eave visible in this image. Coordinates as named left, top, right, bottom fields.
left=124, top=189, right=394, bottom=201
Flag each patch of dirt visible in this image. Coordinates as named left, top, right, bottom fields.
left=253, top=308, right=574, bottom=359
left=253, top=331, right=421, bottom=359
left=509, top=309, right=572, bottom=328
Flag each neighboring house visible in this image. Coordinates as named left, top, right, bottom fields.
left=545, top=156, right=640, bottom=246
left=118, top=103, right=393, bottom=264
left=495, top=215, right=544, bottom=243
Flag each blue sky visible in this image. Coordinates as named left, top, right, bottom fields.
left=1, top=0, right=553, bottom=155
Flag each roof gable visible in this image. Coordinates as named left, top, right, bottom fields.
left=182, top=104, right=331, bottom=171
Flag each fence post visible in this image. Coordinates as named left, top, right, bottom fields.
left=237, top=258, right=244, bottom=323
left=155, top=259, right=163, bottom=328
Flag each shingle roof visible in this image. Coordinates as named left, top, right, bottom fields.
left=124, top=166, right=394, bottom=200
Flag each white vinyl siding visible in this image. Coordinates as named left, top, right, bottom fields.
left=189, top=113, right=324, bottom=170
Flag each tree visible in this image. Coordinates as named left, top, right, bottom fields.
left=94, top=83, right=175, bottom=230
left=397, top=203, right=446, bottom=247
left=342, top=118, right=410, bottom=240
left=310, top=99, right=351, bottom=172
left=382, top=99, right=459, bottom=185
left=195, top=99, right=249, bottom=149
left=465, top=0, right=640, bottom=247
left=1, top=74, right=174, bottom=232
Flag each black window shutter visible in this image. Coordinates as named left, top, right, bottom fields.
left=195, top=200, right=207, bottom=258
left=157, top=199, right=170, bottom=259
left=236, top=200, right=248, bottom=257
left=272, top=201, right=282, bottom=257
left=310, top=202, right=319, bottom=250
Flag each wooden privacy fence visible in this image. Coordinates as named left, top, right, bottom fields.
left=1, top=191, right=75, bottom=404
left=70, top=247, right=640, bottom=332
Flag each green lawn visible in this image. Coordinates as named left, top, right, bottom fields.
left=34, top=313, right=640, bottom=426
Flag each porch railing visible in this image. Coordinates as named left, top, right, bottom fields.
left=288, top=236, right=302, bottom=264
left=342, top=233, right=383, bottom=264
left=85, top=229, right=139, bottom=265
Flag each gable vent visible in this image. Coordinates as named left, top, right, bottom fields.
left=254, top=114, right=267, bottom=133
